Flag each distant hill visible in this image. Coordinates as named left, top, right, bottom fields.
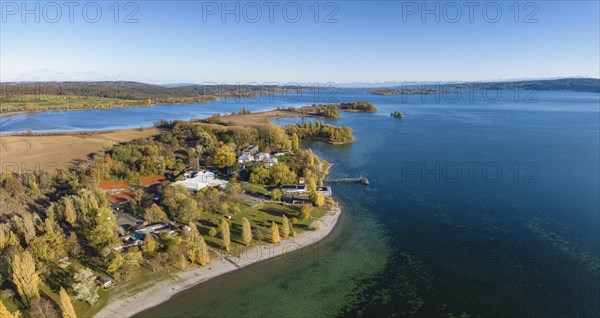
left=367, top=78, right=600, bottom=94
left=0, top=81, right=315, bottom=114
left=0, top=81, right=314, bottom=100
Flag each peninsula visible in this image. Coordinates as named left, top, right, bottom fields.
left=0, top=107, right=361, bottom=318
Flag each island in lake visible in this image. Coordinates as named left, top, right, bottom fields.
left=391, top=111, right=405, bottom=118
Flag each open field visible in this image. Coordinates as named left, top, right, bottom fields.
left=0, top=95, right=150, bottom=117
left=0, top=128, right=160, bottom=172
left=219, top=109, right=303, bottom=125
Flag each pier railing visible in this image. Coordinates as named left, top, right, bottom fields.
left=325, top=176, right=369, bottom=185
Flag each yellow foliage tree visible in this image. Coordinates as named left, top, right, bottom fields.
left=271, top=221, right=281, bottom=244
left=198, top=236, right=210, bottom=266
left=0, top=299, right=20, bottom=318
left=58, top=288, right=77, bottom=318
left=281, top=215, right=290, bottom=239
left=141, top=234, right=158, bottom=256
left=63, top=197, right=77, bottom=227
left=11, top=251, right=40, bottom=306
left=241, top=217, right=252, bottom=246
left=299, top=204, right=313, bottom=220
left=311, top=191, right=324, bottom=207
left=144, top=204, right=168, bottom=223
left=220, top=220, right=231, bottom=251
left=291, top=133, right=299, bottom=151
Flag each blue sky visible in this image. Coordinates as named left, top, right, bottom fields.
left=1, top=1, right=599, bottom=84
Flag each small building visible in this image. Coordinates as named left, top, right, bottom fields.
left=99, top=181, right=130, bottom=194
left=139, top=176, right=167, bottom=187
left=271, top=149, right=287, bottom=157
left=281, top=184, right=308, bottom=195
left=264, top=157, right=278, bottom=168
left=237, top=153, right=254, bottom=164
left=255, top=152, right=271, bottom=161
left=242, top=144, right=259, bottom=155
left=97, top=277, right=113, bottom=289
left=316, top=186, right=332, bottom=197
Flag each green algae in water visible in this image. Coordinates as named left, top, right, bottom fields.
left=136, top=196, right=392, bottom=318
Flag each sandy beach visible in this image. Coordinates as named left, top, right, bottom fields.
left=95, top=205, right=342, bottom=318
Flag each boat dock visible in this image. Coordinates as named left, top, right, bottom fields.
left=326, top=176, right=369, bottom=185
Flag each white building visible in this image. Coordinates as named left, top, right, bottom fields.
left=255, top=152, right=270, bottom=161
left=172, top=170, right=228, bottom=192
left=237, top=151, right=278, bottom=168
left=264, top=157, right=278, bottom=168
left=237, top=153, right=254, bottom=164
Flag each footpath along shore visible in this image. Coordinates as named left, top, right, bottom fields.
left=95, top=205, right=342, bottom=318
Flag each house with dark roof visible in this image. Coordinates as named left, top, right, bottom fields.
left=242, top=144, right=259, bottom=155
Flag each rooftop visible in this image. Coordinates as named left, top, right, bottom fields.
left=139, top=176, right=167, bottom=186
left=99, top=181, right=130, bottom=191
left=106, top=190, right=137, bottom=205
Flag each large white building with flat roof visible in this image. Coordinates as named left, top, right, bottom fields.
left=172, top=170, right=228, bottom=192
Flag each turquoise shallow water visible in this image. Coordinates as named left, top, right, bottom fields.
left=6, top=90, right=598, bottom=316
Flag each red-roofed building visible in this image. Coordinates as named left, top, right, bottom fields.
left=99, top=181, right=130, bottom=194
left=106, top=190, right=137, bottom=205
left=139, top=176, right=167, bottom=187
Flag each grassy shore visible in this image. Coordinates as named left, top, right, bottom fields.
left=95, top=204, right=342, bottom=318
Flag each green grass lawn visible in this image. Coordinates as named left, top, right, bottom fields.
left=1, top=94, right=147, bottom=113
left=243, top=183, right=269, bottom=196
left=194, top=202, right=325, bottom=255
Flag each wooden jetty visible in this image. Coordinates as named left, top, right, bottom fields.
left=326, top=176, right=369, bottom=185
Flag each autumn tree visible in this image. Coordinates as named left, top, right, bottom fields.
left=270, top=164, right=297, bottom=185
left=291, top=133, right=299, bottom=152
left=271, top=221, right=281, bottom=244
left=184, top=223, right=202, bottom=264
left=0, top=300, right=20, bottom=318
left=12, top=214, right=36, bottom=246
left=11, top=251, right=40, bottom=306
left=198, top=236, right=210, bottom=266
left=213, top=144, right=236, bottom=168
left=121, top=248, right=143, bottom=281
left=107, top=252, right=124, bottom=279
left=59, top=288, right=77, bottom=318
left=271, top=188, right=282, bottom=201
left=73, top=268, right=99, bottom=305
left=62, top=197, right=77, bottom=227
left=163, top=186, right=200, bottom=222
left=299, top=204, right=313, bottom=220
left=281, top=215, right=291, bottom=239
left=249, top=166, right=270, bottom=185
left=144, top=204, right=168, bottom=223
left=142, top=234, right=158, bottom=256
left=220, top=220, right=231, bottom=251
left=311, top=191, right=324, bottom=207
left=241, top=217, right=252, bottom=246
left=86, top=205, right=119, bottom=257
left=30, top=218, right=67, bottom=262
left=306, top=149, right=315, bottom=165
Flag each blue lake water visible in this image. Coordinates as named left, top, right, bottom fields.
left=4, top=90, right=599, bottom=316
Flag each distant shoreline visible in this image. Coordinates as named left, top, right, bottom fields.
left=95, top=205, right=343, bottom=318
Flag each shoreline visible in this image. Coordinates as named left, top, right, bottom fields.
left=95, top=205, right=343, bottom=318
